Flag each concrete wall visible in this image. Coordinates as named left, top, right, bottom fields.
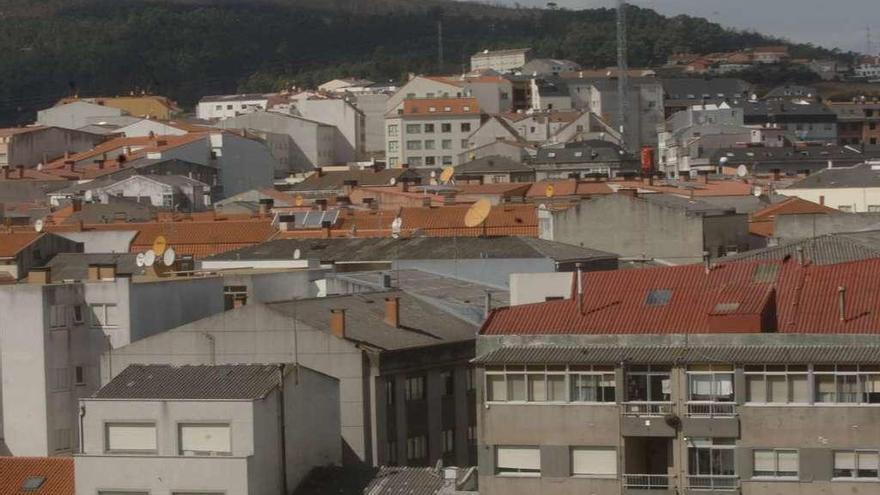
left=36, top=102, right=124, bottom=130
left=295, top=99, right=365, bottom=161
left=128, top=276, right=225, bottom=344
left=774, top=212, right=880, bottom=242
left=509, top=272, right=573, bottom=306
left=394, top=258, right=555, bottom=289
left=4, top=127, right=105, bottom=168
left=781, top=186, right=880, bottom=213
left=2, top=233, right=82, bottom=281
left=353, top=93, right=391, bottom=155
left=221, top=269, right=323, bottom=305
left=465, top=81, right=513, bottom=115
left=116, top=119, right=189, bottom=138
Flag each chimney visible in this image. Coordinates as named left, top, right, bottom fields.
left=703, top=251, right=711, bottom=274
left=2, top=166, right=10, bottom=180
left=701, top=171, right=709, bottom=184
left=484, top=291, right=493, bottom=319
left=15, top=165, right=24, bottom=179
left=315, top=199, right=328, bottom=212
left=827, top=160, right=833, bottom=169
left=258, top=198, right=274, bottom=217
left=88, top=263, right=116, bottom=282
left=421, top=197, right=432, bottom=207
left=330, top=309, right=346, bottom=338
left=796, top=246, right=805, bottom=266
left=772, top=169, right=781, bottom=181
left=343, top=179, right=358, bottom=196
left=65, top=160, right=76, bottom=172
left=314, top=167, right=324, bottom=178
left=384, top=296, right=400, bottom=328
left=648, top=175, right=654, bottom=186
left=576, top=262, right=584, bottom=314
left=838, top=286, right=846, bottom=322
left=443, top=192, right=457, bottom=205
left=383, top=273, right=393, bottom=289
left=321, top=220, right=332, bottom=238
left=28, top=267, right=51, bottom=285
left=819, top=195, right=825, bottom=206
left=72, top=198, right=83, bottom=212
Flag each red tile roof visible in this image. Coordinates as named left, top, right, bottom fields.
left=613, top=179, right=755, bottom=197
left=0, top=232, right=42, bottom=258
left=749, top=197, right=837, bottom=237
left=403, top=98, right=480, bottom=117
left=0, top=457, right=73, bottom=495
left=482, top=258, right=880, bottom=335
left=526, top=180, right=614, bottom=198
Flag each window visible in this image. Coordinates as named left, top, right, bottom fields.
left=387, top=441, right=398, bottom=465
left=571, top=447, right=617, bottom=477
left=179, top=424, right=232, bottom=456
left=21, top=477, right=46, bottom=491
left=442, top=429, right=455, bottom=453
left=467, top=368, right=476, bottom=392
left=223, top=286, right=247, bottom=310
left=406, top=435, right=427, bottom=461
left=90, top=304, right=119, bottom=328
left=226, top=104, right=233, bottom=110
left=485, top=365, right=615, bottom=403
left=753, top=449, right=798, bottom=478
left=75, top=366, right=86, bottom=386
left=688, top=438, right=736, bottom=484
left=441, top=139, right=452, bottom=150
left=162, top=194, right=174, bottom=208
left=425, top=156, right=436, bottom=166
left=442, top=156, right=453, bottom=166
left=49, top=305, right=66, bottom=328
left=50, top=368, right=69, bottom=391
left=405, top=124, right=421, bottom=134
left=441, top=123, right=452, bottom=133
left=834, top=450, right=880, bottom=479
left=571, top=366, right=616, bottom=402
left=424, top=124, right=435, bottom=133
left=214, top=105, right=222, bottom=111
left=105, top=423, right=157, bottom=453
left=424, top=140, right=436, bottom=150
left=838, top=205, right=853, bottom=213
left=869, top=205, right=880, bottom=213
left=460, top=139, right=469, bottom=149
left=405, top=376, right=425, bottom=401
left=441, top=370, right=454, bottom=396
left=406, top=140, right=422, bottom=151
left=625, top=365, right=671, bottom=402
left=73, top=305, right=84, bottom=324
left=687, top=365, right=734, bottom=402
left=388, top=141, right=399, bottom=153
left=496, top=446, right=540, bottom=476
left=409, top=157, right=423, bottom=167
left=461, top=123, right=472, bottom=132
left=385, top=378, right=395, bottom=405
left=814, top=365, right=880, bottom=404
left=745, top=365, right=809, bottom=404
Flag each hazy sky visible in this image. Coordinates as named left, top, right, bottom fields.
left=484, top=0, right=876, bottom=54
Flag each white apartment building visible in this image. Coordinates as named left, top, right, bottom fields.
left=75, top=364, right=340, bottom=495
left=385, top=98, right=482, bottom=168
left=197, top=94, right=280, bottom=121
left=470, top=48, right=532, bottom=73
left=0, top=266, right=225, bottom=456
left=293, top=98, right=367, bottom=161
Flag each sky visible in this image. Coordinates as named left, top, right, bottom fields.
left=482, top=0, right=877, bottom=54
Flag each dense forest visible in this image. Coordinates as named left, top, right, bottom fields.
left=0, top=0, right=847, bottom=124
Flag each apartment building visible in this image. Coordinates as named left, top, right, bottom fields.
left=196, top=94, right=281, bottom=120
left=385, top=98, right=482, bottom=168
left=75, top=364, right=340, bottom=495
left=829, top=101, right=880, bottom=146
left=0, top=265, right=225, bottom=456
left=474, top=258, right=880, bottom=495
left=0, top=126, right=105, bottom=168
left=470, top=48, right=532, bottom=73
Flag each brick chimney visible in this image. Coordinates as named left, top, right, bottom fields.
left=72, top=198, right=83, bottom=212
left=384, top=296, right=400, bottom=328
left=2, top=166, right=10, bottom=180
left=330, top=309, right=346, bottom=338
left=315, top=199, right=328, bottom=212
left=321, top=220, right=332, bottom=238
left=15, top=165, right=24, bottom=179
left=28, top=267, right=51, bottom=285
left=258, top=198, right=274, bottom=217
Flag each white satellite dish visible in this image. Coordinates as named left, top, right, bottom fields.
left=163, top=247, right=176, bottom=267
left=34, top=219, right=44, bottom=233
left=143, top=250, right=156, bottom=267
left=136, top=252, right=146, bottom=267
left=84, top=190, right=93, bottom=202
left=293, top=248, right=301, bottom=260
left=430, top=170, right=437, bottom=178
left=752, top=186, right=763, bottom=197
left=389, top=177, right=397, bottom=186
left=391, top=217, right=403, bottom=239
left=736, top=164, right=748, bottom=178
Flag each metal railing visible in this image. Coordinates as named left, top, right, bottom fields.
left=623, top=474, right=671, bottom=490
left=686, top=402, right=737, bottom=417
left=686, top=475, right=739, bottom=490
left=621, top=402, right=674, bottom=416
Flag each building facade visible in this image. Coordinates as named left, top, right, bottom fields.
left=385, top=98, right=482, bottom=168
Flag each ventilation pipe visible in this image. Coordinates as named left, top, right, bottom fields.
left=576, top=262, right=584, bottom=314
left=838, top=286, right=846, bottom=322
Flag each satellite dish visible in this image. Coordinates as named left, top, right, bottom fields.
left=545, top=184, right=555, bottom=198
left=391, top=217, right=403, bottom=239
left=34, top=219, right=44, bottom=233
left=295, top=195, right=304, bottom=207
left=538, top=203, right=547, bottom=210
left=293, top=248, right=301, bottom=260
left=719, top=156, right=729, bottom=167
left=389, top=177, right=397, bottom=186
left=736, top=164, right=748, bottom=178
left=152, top=236, right=167, bottom=256
left=430, top=170, right=437, bottom=178
left=84, top=190, right=93, bottom=202
left=136, top=253, right=146, bottom=268
left=753, top=186, right=763, bottom=197
left=163, top=247, right=176, bottom=267
left=464, top=199, right=492, bottom=228
left=439, top=166, right=455, bottom=184
left=143, top=250, right=156, bottom=267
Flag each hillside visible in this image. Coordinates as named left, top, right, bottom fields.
left=0, top=0, right=843, bottom=125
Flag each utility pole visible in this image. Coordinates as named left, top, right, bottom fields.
left=438, top=17, right=444, bottom=72
left=617, top=0, right=629, bottom=151
left=868, top=25, right=874, bottom=57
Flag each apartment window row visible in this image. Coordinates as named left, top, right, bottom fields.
left=402, top=123, right=471, bottom=134
left=48, top=304, right=86, bottom=328
left=835, top=450, right=880, bottom=480
left=406, top=156, right=454, bottom=167
left=746, top=364, right=880, bottom=404
left=100, top=491, right=223, bottom=495
left=485, top=365, right=616, bottom=403
left=495, top=446, right=616, bottom=477
left=406, top=435, right=427, bottom=461
left=104, top=423, right=231, bottom=456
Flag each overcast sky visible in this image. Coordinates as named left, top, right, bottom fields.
left=481, top=0, right=876, bottom=54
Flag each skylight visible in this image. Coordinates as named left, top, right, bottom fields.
left=645, top=289, right=672, bottom=306
left=22, top=476, right=45, bottom=491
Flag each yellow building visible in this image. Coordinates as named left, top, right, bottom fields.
left=57, top=95, right=181, bottom=120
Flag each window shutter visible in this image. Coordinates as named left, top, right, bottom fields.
left=778, top=451, right=799, bottom=473
left=835, top=451, right=855, bottom=470
left=497, top=447, right=540, bottom=471
left=571, top=447, right=617, bottom=476
left=753, top=450, right=775, bottom=472
left=107, top=424, right=156, bottom=452
left=179, top=425, right=231, bottom=455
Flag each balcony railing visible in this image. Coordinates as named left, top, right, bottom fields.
left=686, top=475, right=738, bottom=491
left=622, top=402, right=673, bottom=416
left=686, top=402, right=737, bottom=417
left=623, top=474, right=671, bottom=490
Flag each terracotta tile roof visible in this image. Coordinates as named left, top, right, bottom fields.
left=403, top=98, right=480, bottom=117
left=0, top=457, right=73, bottom=495
left=749, top=197, right=837, bottom=237
left=454, top=183, right=532, bottom=196
left=0, top=232, right=42, bottom=258
left=421, top=76, right=465, bottom=88
left=0, top=126, right=46, bottom=138
left=482, top=258, right=880, bottom=336
left=613, top=179, right=755, bottom=197
left=526, top=180, right=614, bottom=198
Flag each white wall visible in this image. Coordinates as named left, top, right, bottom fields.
left=509, top=272, right=573, bottom=306
left=197, top=98, right=269, bottom=120
left=781, top=187, right=880, bottom=213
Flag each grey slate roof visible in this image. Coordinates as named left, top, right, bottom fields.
left=641, top=193, right=737, bottom=215
left=531, top=141, right=631, bottom=165
left=93, top=364, right=283, bottom=400
left=475, top=345, right=880, bottom=365
left=661, top=78, right=751, bottom=102
left=454, top=155, right=533, bottom=175
left=205, top=237, right=618, bottom=263
left=363, top=467, right=444, bottom=495
left=267, top=291, right=478, bottom=351
left=45, top=253, right=142, bottom=281
left=722, top=230, right=880, bottom=265
left=711, top=146, right=880, bottom=174
left=786, top=162, right=880, bottom=189
left=289, top=168, right=422, bottom=193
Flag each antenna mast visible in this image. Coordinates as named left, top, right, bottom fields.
left=438, top=16, right=445, bottom=71
left=617, top=0, right=629, bottom=150
left=868, top=25, right=874, bottom=58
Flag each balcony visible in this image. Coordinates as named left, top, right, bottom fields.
left=686, top=402, right=736, bottom=418
left=621, top=403, right=677, bottom=437
left=686, top=475, right=738, bottom=491
left=624, top=438, right=674, bottom=494
left=622, top=402, right=674, bottom=417
left=624, top=473, right=672, bottom=491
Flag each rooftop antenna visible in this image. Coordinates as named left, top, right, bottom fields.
left=868, top=25, right=874, bottom=58
left=617, top=0, right=629, bottom=151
